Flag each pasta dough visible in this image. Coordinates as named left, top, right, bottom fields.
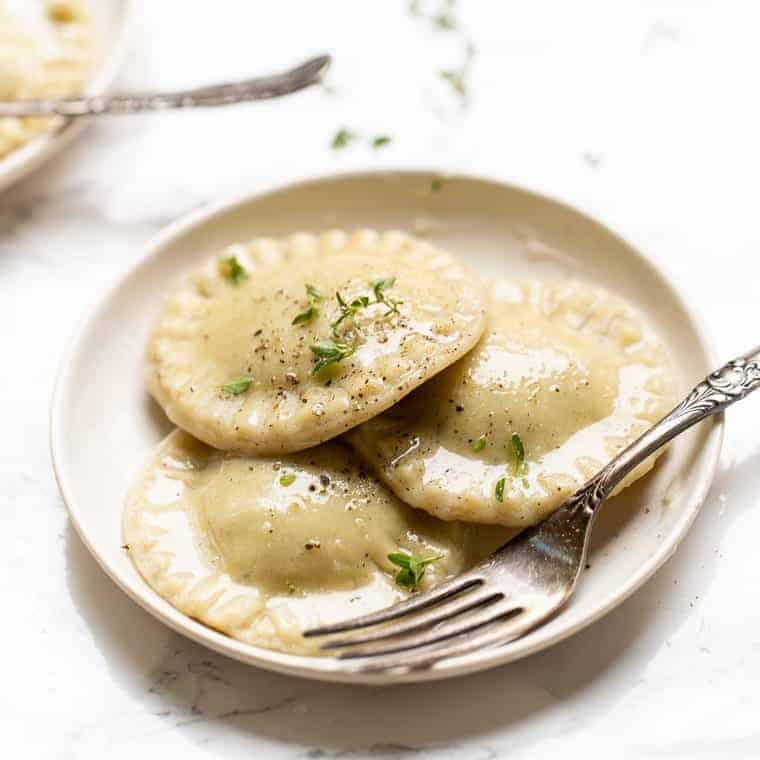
left=123, top=430, right=507, bottom=655
left=345, top=280, right=676, bottom=526
left=146, top=230, right=487, bottom=455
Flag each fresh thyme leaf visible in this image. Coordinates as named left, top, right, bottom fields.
left=222, top=376, right=252, bottom=395
left=371, top=277, right=401, bottom=316
left=371, top=277, right=396, bottom=297
left=310, top=339, right=354, bottom=373
left=219, top=255, right=247, bottom=285
left=331, top=128, right=358, bottom=149
left=331, top=292, right=371, bottom=333
left=387, top=552, right=412, bottom=569
left=511, top=432, right=526, bottom=474
left=388, top=550, right=443, bottom=591
left=293, top=285, right=324, bottom=325
left=495, top=476, right=506, bottom=502
left=279, top=473, right=296, bottom=487
left=472, top=434, right=486, bottom=452
left=305, top=284, right=324, bottom=302
left=372, top=135, right=392, bottom=149
left=435, top=12, right=457, bottom=29
left=292, top=306, right=319, bottom=325
left=439, top=69, right=466, bottom=96
left=439, top=42, right=476, bottom=103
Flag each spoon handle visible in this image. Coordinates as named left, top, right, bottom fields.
left=0, top=54, right=330, bottom=118
left=584, top=346, right=760, bottom=509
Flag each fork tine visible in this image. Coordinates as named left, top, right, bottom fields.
left=303, top=575, right=483, bottom=638
left=358, top=610, right=541, bottom=672
left=321, top=589, right=505, bottom=650
left=335, top=601, right=521, bottom=659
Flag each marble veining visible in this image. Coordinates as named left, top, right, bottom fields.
left=2, top=1, right=760, bottom=758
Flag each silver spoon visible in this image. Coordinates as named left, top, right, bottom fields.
left=305, top=346, right=760, bottom=672
left=0, top=54, right=330, bottom=118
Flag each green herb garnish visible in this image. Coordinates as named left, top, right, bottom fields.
left=511, top=432, right=526, bottom=474
left=495, top=476, right=506, bottom=502
left=331, top=291, right=371, bottom=333
left=372, top=135, right=392, bottom=149
left=310, top=339, right=354, bottom=373
left=331, top=128, right=358, bottom=149
left=279, top=473, right=296, bottom=487
left=430, top=178, right=444, bottom=192
left=293, top=284, right=324, bottom=325
left=439, top=69, right=466, bottom=96
left=439, top=42, right=476, bottom=103
left=305, top=284, right=324, bottom=302
left=371, top=277, right=396, bottom=297
left=292, top=306, right=319, bottom=326
left=435, top=12, right=457, bottom=29
left=371, top=277, right=401, bottom=316
left=472, top=434, right=486, bottom=452
left=219, top=255, right=247, bottom=285
left=222, top=376, right=252, bottom=396
left=388, top=550, right=443, bottom=591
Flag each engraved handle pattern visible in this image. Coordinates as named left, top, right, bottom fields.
left=0, top=55, right=330, bottom=118
left=564, top=348, right=760, bottom=520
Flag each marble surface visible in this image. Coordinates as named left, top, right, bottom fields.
left=3, top=1, right=760, bottom=757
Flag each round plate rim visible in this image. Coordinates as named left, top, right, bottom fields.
left=50, top=168, right=724, bottom=685
left=0, top=0, right=135, bottom=193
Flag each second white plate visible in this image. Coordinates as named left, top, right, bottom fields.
left=50, top=170, right=723, bottom=684
left=0, top=0, right=132, bottom=192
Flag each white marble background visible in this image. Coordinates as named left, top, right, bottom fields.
left=3, top=1, right=760, bottom=757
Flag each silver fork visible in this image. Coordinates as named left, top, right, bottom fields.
left=304, top=346, right=760, bottom=671
left=0, top=55, right=330, bottom=118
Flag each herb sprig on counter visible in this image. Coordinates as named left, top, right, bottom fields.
left=388, top=549, right=443, bottom=591
left=372, top=135, right=392, bottom=149
left=331, top=128, right=358, bottom=149
left=330, top=129, right=394, bottom=151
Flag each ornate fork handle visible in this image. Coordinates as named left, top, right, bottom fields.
left=568, top=346, right=760, bottom=518
left=0, top=55, right=330, bottom=118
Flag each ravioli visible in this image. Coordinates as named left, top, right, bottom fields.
left=123, top=430, right=507, bottom=655
left=345, top=280, right=677, bottom=527
left=146, top=230, right=487, bottom=455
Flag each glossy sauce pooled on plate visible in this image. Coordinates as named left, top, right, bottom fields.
left=345, top=280, right=677, bottom=526
left=145, top=230, right=487, bottom=455
left=123, top=430, right=507, bottom=655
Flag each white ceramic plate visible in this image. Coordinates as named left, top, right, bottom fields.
left=0, top=0, right=132, bottom=193
left=51, top=171, right=723, bottom=684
